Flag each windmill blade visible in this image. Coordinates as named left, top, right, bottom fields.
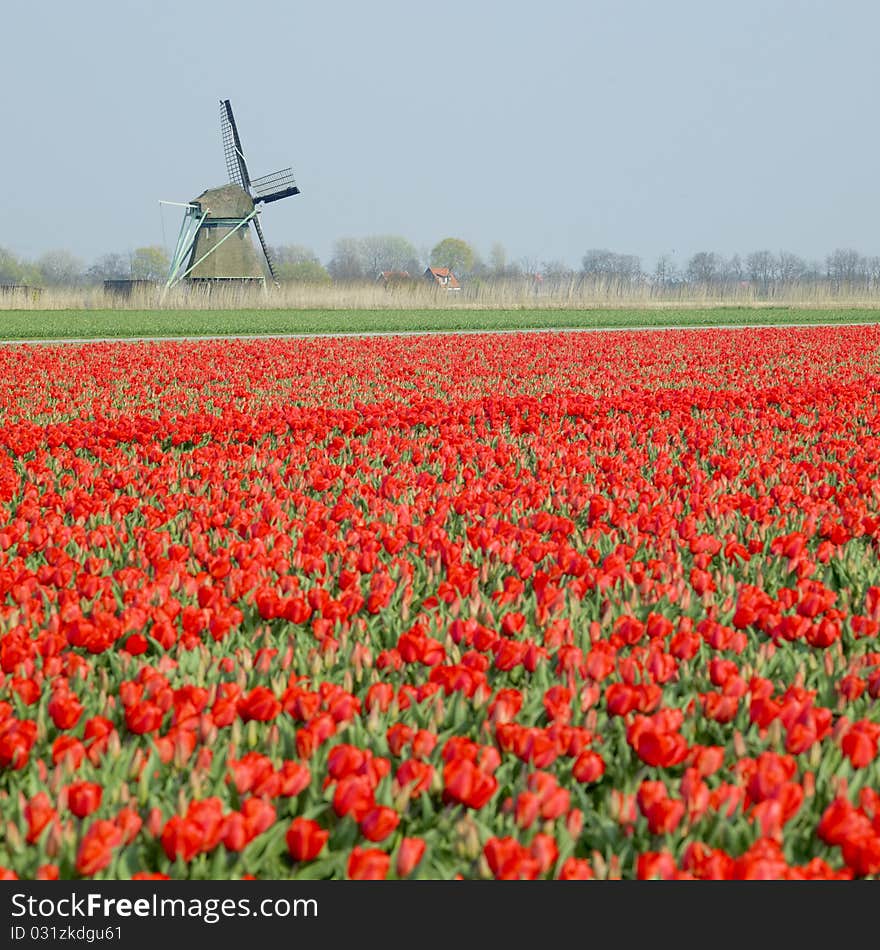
left=252, top=215, right=279, bottom=286
left=251, top=167, right=301, bottom=204
left=220, top=99, right=252, bottom=192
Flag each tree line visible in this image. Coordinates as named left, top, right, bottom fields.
left=3, top=238, right=880, bottom=291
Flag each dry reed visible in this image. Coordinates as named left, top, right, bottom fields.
left=4, top=277, right=880, bottom=311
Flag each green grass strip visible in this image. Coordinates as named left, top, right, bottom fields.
left=1, top=307, right=879, bottom=341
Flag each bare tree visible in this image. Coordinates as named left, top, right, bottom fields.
left=826, top=248, right=865, bottom=287
left=685, top=251, right=721, bottom=285
left=864, top=256, right=880, bottom=287
left=777, top=251, right=806, bottom=284
left=360, top=235, right=419, bottom=276
left=327, top=238, right=365, bottom=282
left=85, top=253, right=130, bottom=284
left=653, top=255, right=680, bottom=287
left=36, top=250, right=84, bottom=287
left=725, top=254, right=745, bottom=282
left=581, top=249, right=642, bottom=283
left=541, top=259, right=575, bottom=280
left=746, top=250, right=776, bottom=289
left=488, top=241, right=507, bottom=276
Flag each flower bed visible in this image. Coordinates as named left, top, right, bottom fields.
left=1, top=327, right=880, bottom=879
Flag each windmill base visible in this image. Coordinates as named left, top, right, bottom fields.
left=180, top=277, right=268, bottom=301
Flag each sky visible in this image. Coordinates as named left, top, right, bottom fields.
left=3, top=0, right=880, bottom=272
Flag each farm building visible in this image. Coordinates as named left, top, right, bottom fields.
left=0, top=284, right=42, bottom=303
left=377, top=270, right=411, bottom=288
left=424, top=266, right=460, bottom=290
left=104, top=279, right=157, bottom=298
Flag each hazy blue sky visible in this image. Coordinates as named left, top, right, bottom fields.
left=3, top=0, right=880, bottom=271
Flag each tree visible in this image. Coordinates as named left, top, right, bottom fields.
left=541, top=259, right=574, bottom=280
left=865, top=256, right=880, bottom=286
left=86, top=253, right=130, bottom=283
left=826, top=248, right=864, bottom=286
left=282, top=261, right=331, bottom=283
left=746, top=250, right=776, bottom=288
left=429, top=237, right=476, bottom=276
left=725, top=254, right=745, bottom=282
left=0, top=246, right=26, bottom=284
left=130, top=246, right=170, bottom=281
left=581, top=249, right=642, bottom=283
left=488, top=242, right=507, bottom=276
left=777, top=251, right=806, bottom=284
left=36, top=250, right=84, bottom=287
left=653, top=255, right=680, bottom=286
left=685, top=251, right=721, bottom=285
left=271, top=244, right=320, bottom=267
left=327, top=238, right=365, bottom=282
left=360, top=235, right=418, bottom=276
left=269, top=244, right=331, bottom=283
left=518, top=255, right=542, bottom=278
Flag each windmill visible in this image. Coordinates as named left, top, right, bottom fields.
left=163, top=99, right=300, bottom=290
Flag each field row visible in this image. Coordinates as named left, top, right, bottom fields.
left=0, top=306, right=878, bottom=341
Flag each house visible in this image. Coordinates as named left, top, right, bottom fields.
left=377, top=270, right=411, bottom=288
left=424, top=266, right=461, bottom=290
left=103, top=279, right=156, bottom=298
left=0, top=284, right=42, bottom=303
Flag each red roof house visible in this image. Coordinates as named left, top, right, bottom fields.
left=424, top=266, right=461, bottom=290
left=377, top=270, right=411, bottom=287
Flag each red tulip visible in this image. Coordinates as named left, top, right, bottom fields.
left=236, top=686, right=280, bottom=722
left=24, top=792, right=56, bottom=844
left=396, top=837, right=426, bottom=877
left=75, top=820, right=122, bottom=876
left=347, top=846, right=390, bottom=880
left=67, top=781, right=103, bottom=819
left=572, top=750, right=605, bottom=784
left=286, top=818, right=329, bottom=862
left=360, top=806, right=400, bottom=843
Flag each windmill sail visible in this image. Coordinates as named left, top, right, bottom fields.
left=251, top=168, right=301, bottom=204
left=252, top=215, right=279, bottom=285
left=220, top=99, right=251, bottom=190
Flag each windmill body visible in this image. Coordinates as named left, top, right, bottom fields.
left=185, top=184, right=264, bottom=283
left=164, top=100, right=300, bottom=290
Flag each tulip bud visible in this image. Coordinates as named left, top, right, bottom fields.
left=803, top=771, right=815, bottom=798
left=45, top=821, right=62, bottom=858
left=566, top=808, right=584, bottom=839
left=608, top=854, right=621, bottom=880
left=453, top=816, right=481, bottom=861
left=246, top=720, right=259, bottom=748
left=5, top=823, right=23, bottom=853
left=107, top=731, right=122, bottom=759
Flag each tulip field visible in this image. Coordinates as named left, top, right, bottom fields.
left=3, top=325, right=880, bottom=880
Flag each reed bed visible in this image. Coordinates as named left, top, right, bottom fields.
left=6, top=277, right=880, bottom=312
